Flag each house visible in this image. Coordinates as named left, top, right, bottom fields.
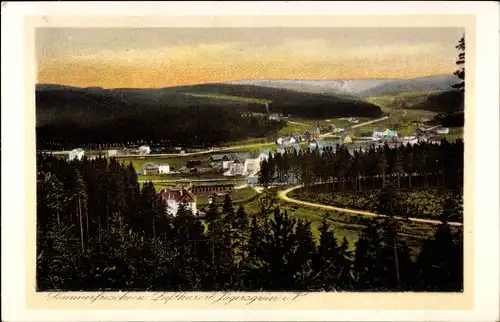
left=372, top=127, right=385, bottom=138
left=302, top=131, right=312, bottom=141
left=143, top=163, right=160, bottom=175
left=309, top=139, right=334, bottom=151
left=342, top=135, right=354, bottom=144
left=208, top=154, right=230, bottom=163
left=107, top=149, right=118, bottom=157
left=290, top=132, right=303, bottom=142
left=209, top=162, right=224, bottom=171
left=382, top=129, right=398, bottom=139
left=68, top=148, right=85, bottom=161
left=221, top=160, right=234, bottom=170
left=244, top=151, right=269, bottom=176
left=157, top=164, right=170, bottom=174
left=138, top=145, right=151, bottom=155
left=224, top=157, right=246, bottom=176
left=310, top=126, right=321, bottom=138
left=268, top=113, right=282, bottom=121
left=276, top=136, right=296, bottom=146
left=436, top=127, right=450, bottom=134
left=158, top=188, right=197, bottom=216
left=348, top=117, right=360, bottom=124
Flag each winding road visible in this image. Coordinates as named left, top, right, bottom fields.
left=277, top=184, right=463, bottom=227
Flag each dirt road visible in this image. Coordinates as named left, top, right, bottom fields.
left=278, top=185, right=463, bottom=227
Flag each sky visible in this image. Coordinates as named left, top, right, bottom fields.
left=36, top=27, right=464, bottom=88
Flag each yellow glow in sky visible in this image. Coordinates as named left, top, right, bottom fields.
left=36, top=27, right=464, bottom=88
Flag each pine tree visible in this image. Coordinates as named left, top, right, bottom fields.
left=377, top=150, right=388, bottom=185
left=253, top=207, right=298, bottom=290
left=452, top=35, right=465, bottom=92
left=375, top=183, right=403, bottom=290
left=234, top=205, right=250, bottom=262
left=258, top=159, right=270, bottom=186
left=393, top=150, right=404, bottom=188
left=291, top=219, right=316, bottom=290
left=354, top=222, right=384, bottom=290
left=312, top=217, right=341, bottom=291
left=256, top=188, right=278, bottom=217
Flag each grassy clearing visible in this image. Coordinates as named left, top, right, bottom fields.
left=364, top=91, right=440, bottom=109
left=278, top=123, right=309, bottom=136
left=278, top=117, right=352, bottom=136
left=222, top=143, right=276, bottom=152
left=138, top=173, right=245, bottom=181
left=181, top=92, right=272, bottom=104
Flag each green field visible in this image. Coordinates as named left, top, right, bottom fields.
left=222, top=143, right=276, bottom=152
left=364, top=91, right=440, bottom=109
left=278, top=117, right=353, bottom=136
left=181, top=92, right=272, bottom=104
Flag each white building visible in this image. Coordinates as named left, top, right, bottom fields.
left=276, top=136, right=296, bottom=146
left=372, top=128, right=385, bottom=138
left=436, top=127, right=450, bottom=135
left=269, top=113, right=282, bottom=121
left=107, top=149, right=118, bottom=157
left=224, top=159, right=246, bottom=176
left=222, top=160, right=234, bottom=170
left=68, top=148, right=85, bottom=161
left=138, top=145, right=151, bottom=155
left=158, top=188, right=197, bottom=216
left=158, top=164, right=170, bottom=174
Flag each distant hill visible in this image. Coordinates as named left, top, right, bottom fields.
left=225, top=75, right=461, bottom=98
left=357, top=75, right=461, bottom=98
left=35, top=82, right=383, bottom=149
left=36, top=83, right=384, bottom=126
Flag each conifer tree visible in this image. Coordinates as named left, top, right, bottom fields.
left=291, top=219, right=316, bottom=289
left=452, top=35, right=465, bottom=92
left=254, top=208, right=298, bottom=290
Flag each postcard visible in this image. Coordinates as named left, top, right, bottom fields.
left=1, top=1, right=499, bottom=322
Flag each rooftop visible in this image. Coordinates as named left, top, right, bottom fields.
left=158, top=188, right=196, bottom=203
left=209, top=154, right=229, bottom=161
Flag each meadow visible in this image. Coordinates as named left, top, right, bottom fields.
left=181, top=92, right=273, bottom=104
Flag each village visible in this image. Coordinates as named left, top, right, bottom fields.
left=62, top=118, right=452, bottom=218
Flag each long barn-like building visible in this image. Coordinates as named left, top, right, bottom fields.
left=190, top=183, right=235, bottom=195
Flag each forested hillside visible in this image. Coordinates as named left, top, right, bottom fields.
left=35, top=83, right=383, bottom=150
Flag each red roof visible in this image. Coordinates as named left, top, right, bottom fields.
left=158, top=188, right=196, bottom=203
